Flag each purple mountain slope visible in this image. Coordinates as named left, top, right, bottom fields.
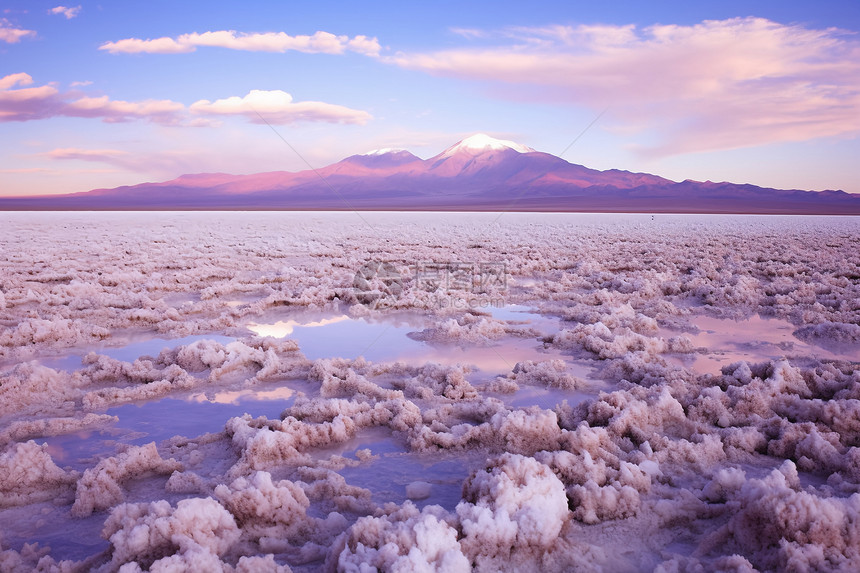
left=2, top=134, right=858, bottom=214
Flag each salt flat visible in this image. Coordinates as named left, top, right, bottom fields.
left=1, top=212, right=858, bottom=572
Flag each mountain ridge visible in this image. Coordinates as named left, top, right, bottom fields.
left=2, top=134, right=858, bottom=214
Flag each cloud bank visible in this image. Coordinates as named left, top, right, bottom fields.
left=0, top=74, right=371, bottom=126
left=391, top=18, right=860, bottom=156
left=100, top=30, right=381, bottom=57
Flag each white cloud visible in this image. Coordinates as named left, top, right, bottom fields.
left=0, top=18, right=35, bottom=43
left=49, top=5, right=81, bottom=19
left=100, top=29, right=381, bottom=56
left=190, top=89, right=372, bottom=125
left=389, top=18, right=860, bottom=156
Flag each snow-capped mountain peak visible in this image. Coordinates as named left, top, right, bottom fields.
left=361, top=148, right=407, bottom=156
left=441, top=133, right=534, bottom=157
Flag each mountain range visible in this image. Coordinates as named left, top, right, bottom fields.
left=3, top=134, right=859, bottom=214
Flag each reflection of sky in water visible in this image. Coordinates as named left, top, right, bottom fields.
left=0, top=500, right=108, bottom=562
left=41, top=388, right=295, bottom=469
left=500, top=384, right=596, bottom=410
left=255, top=313, right=428, bottom=363
left=38, top=333, right=235, bottom=371
left=108, top=394, right=291, bottom=445
left=666, top=314, right=859, bottom=374
left=249, top=305, right=566, bottom=375
left=248, top=315, right=350, bottom=338
left=487, top=304, right=555, bottom=328
left=318, top=427, right=473, bottom=511
left=39, top=306, right=594, bottom=477
left=39, top=308, right=856, bottom=471
left=341, top=452, right=470, bottom=511
left=100, top=334, right=236, bottom=362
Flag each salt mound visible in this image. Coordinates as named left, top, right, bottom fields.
left=794, top=321, right=860, bottom=345
left=101, top=497, right=243, bottom=571
left=0, top=441, right=78, bottom=508
left=456, top=453, right=568, bottom=568
left=722, top=461, right=860, bottom=570
left=334, top=502, right=469, bottom=572
left=72, top=442, right=182, bottom=517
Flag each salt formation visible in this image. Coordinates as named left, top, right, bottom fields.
left=456, top=454, right=568, bottom=567
left=99, top=497, right=244, bottom=571
left=72, top=443, right=182, bottom=517
left=0, top=212, right=858, bottom=571
left=0, top=441, right=78, bottom=507
left=498, top=359, right=584, bottom=391
left=333, top=502, right=470, bottom=572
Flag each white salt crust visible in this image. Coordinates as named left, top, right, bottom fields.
left=0, top=212, right=858, bottom=571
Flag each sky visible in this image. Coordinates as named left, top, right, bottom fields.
left=1, top=0, right=859, bottom=197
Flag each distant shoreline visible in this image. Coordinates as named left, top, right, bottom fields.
left=1, top=206, right=858, bottom=215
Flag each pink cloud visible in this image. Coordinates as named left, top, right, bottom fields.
left=49, top=5, right=81, bottom=19
left=1, top=73, right=372, bottom=128
left=0, top=18, right=35, bottom=43
left=0, top=168, right=54, bottom=174
left=43, top=147, right=143, bottom=172
left=100, top=30, right=381, bottom=56
left=63, top=95, right=185, bottom=124
left=0, top=73, right=65, bottom=122
left=39, top=146, right=216, bottom=176
left=389, top=18, right=860, bottom=156
left=47, top=148, right=129, bottom=161
left=0, top=73, right=184, bottom=124
left=189, top=89, right=372, bottom=125
left=0, top=72, right=36, bottom=90
left=100, top=37, right=193, bottom=54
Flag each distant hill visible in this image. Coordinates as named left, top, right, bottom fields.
left=2, top=134, right=858, bottom=214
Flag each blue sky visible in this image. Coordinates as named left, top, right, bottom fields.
left=2, top=0, right=859, bottom=196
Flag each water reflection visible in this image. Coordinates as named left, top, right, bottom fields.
left=248, top=305, right=564, bottom=375
left=666, top=314, right=859, bottom=374
left=329, top=428, right=475, bottom=511
left=37, top=333, right=236, bottom=371
left=185, top=386, right=295, bottom=405
left=41, top=385, right=297, bottom=469
left=248, top=316, right=350, bottom=338
left=501, top=384, right=596, bottom=411
left=101, top=334, right=235, bottom=363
